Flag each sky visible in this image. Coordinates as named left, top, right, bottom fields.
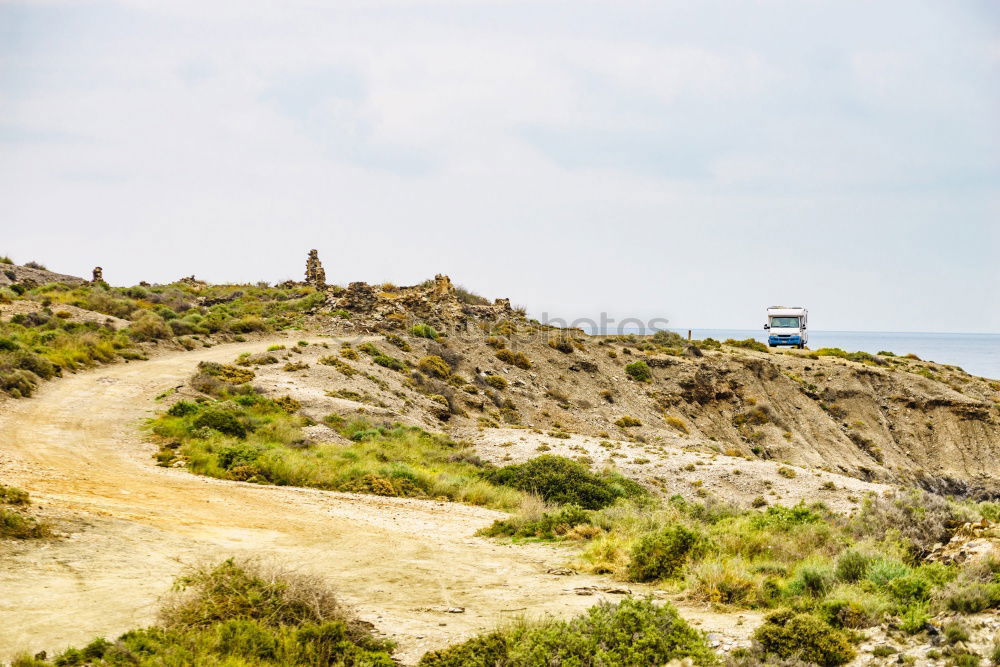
left=1, top=1, right=998, bottom=333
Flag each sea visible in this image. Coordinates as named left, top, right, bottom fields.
left=602, top=328, right=1000, bottom=381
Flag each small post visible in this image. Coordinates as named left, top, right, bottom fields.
left=688, top=329, right=692, bottom=341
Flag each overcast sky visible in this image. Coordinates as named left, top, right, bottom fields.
left=1, top=1, right=998, bottom=333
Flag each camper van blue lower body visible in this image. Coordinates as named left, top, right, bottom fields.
left=769, top=335, right=802, bottom=346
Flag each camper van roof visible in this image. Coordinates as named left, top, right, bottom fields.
left=768, top=306, right=804, bottom=310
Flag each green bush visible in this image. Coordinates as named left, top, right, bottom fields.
left=129, top=310, right=172, bottom=340
left=835, top=549, right=873, bottom=582
left=167, top=400, right=199, bottom=417
left=0, top=485, right=30, bottom=505
left=483, top=505, right=591, bottom=539
left=627, top=524, right=705, bottom=582
left=372, top=354, right=406, bottom=371
left=814, top=348, right=884, bottom=365
left=192, top=406, right=249, bottom=438
left=358, top=342, right=380, bottom=356
left=35, top=559, right=395, bottom=666
left=725, top=338, right=769, bottom=353
left=495, top=348, right=531, bottom=369
left=384, top=334, right=411, bottom=351
left=418, top=355, right=451, bottom=378
left=482, top=455, right=644, bottom=510
left=216, top=442, right=265, bottom=470
left=548, top=334, right=575, bottom=354
left=484, top=375, right=508, bottom=390
left=753, top=610, right=856, bottom=666
left=419, top=598, right=715, bottom=666
left=1, top=508, right=51, bottom=539
left=942, top=581, right=1000, bottom=613
left=624, top=360, right=652, bottom=382
left=411, top=324, right=439, bottom=339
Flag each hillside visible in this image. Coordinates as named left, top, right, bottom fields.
left=2, top=254, right=998, bottom=498
left=259, top=273, right=999, bottom=500
left=3, top=254, right=1000, bottom=665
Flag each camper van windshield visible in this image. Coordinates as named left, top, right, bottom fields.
left=770, top=317, right=800, bottom=328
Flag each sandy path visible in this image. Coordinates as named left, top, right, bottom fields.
left=0, top=337, right=628, bottom=663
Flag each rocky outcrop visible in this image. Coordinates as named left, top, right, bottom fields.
left=91, top=267, right=104, bottom=284
left=0, top=262, right=85, bottom=288
left=325, top=274, right=517, bottom=329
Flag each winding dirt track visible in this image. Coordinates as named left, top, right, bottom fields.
left=0, top=338, right=626, bottom=663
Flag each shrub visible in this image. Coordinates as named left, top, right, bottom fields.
left=0, top=508, right=51, bottom=539
left=41, top=559, right=396, bottom=665
left=778, top=466, right=796, bottom=479
left=835, top=549, right=873, bottom=583
left=484, top=375, right=508, bottom=390
left=358, top=342, right=380, bottom=356
left=0, top=485, right=30, bottom=505
left=418, top=355, right=451, bottom=379
left=615, top=416, right=642, bottom=428
left=665, top=416, right=689, bottom=434
left=940, top=578, right=1000, bottom=613
left=129, top=310, right=172, bottom=340
left=372, top=354, right=406, bottom=371
left=624, top=361, right=652, bottom=382
left=385, top=334, right=411, bottom=351
left=167, top=400, right=199, bottom=417
left=199, top=361, right=255, bottom=384
left=788, top=563, right=835, bottom=597
left=418, top=598, right=715, bottom=666
left=216, top=443, right=265, bottom=470
left=411, top=324, right=439, bottom=339
left=482, top=455, right=644, bottom=510
left=753, top=610, right=855, bottom=666
left=815, top=348, right=883, bottom=365
left=483, top=504, right=591, bottom=539
left=496, top=348, right=531, bottom=369
left=24, top=260, right=46, bottom=270
left=850, top=489, right=974, bottom=557
left=319, top=356, right=355, bottom=376
left=192, top=406, right=248, bottom=438
left=627, top=524, right=705, bottom=582
left=725, top=338, right=769, bottom=353
left=0, top=255, right=12, bottom=264
left=548, top=334, right=575, bottom=354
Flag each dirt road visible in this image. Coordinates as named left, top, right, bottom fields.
left=0, top=337, right=641, bottom=663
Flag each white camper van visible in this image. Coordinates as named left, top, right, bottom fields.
left=765, top=306, right=808, bottom=349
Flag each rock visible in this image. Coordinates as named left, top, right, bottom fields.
left=91, top=266, right=103, bottom=284
left=305, top=249, right=326, bottom=287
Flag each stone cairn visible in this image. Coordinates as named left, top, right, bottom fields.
left=91, top=266, right=103, bottom=284
left=305, top=249, right=326, bottom=287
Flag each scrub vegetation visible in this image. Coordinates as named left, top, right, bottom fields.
left=0, top=281, right=324, bottom=398
left=8, top=559, right=396, bottom=666
left=0, top=485, right=50, bottom=540
left=485, top=489, right=1000, bottom=666
left=418, top=597, right=716, bottom=666
left=151, top=383, right=524, bottom=509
